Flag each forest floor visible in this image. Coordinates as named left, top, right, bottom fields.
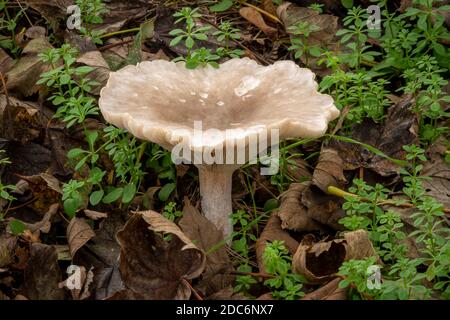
left=0, top=0, right=449, bottom=300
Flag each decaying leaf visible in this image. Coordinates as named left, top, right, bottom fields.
left=23, top=243, right=65, bottom=299
left=0, top=48, right=14, bottom=74
left=292, top=230, right=377, bottom=283
left=278, top=182, right=344, bottom=232
left=0, top=233, right=17, bottom=268
left=15, top=173, right=61, bottom=214
left=24, top=0, right=73, bottom=28
left=84, top=209, right=108, bottom=220
left=178, top=199, right=234, bottom=296
left=278, top=183, right=325, bottom=232
left=76, top=51, right=111, bottom=95
left=256, top=212, right=299, bottom=273
left=116, top=211, right=206, bottom=300
left=239, top=7, right=278, bottom=38
left=277, top=2, right=340, bottom=70
left=67, top=218, right=95, bottom=258
left=421, top=152, right=450, bottom=208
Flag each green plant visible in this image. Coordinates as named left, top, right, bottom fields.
left=263, top=240, right=305, bottom=300
left=76, top=0, right=109, bottom=44
left=146, top=144, right=177, bottom=201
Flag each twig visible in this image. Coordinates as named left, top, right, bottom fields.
left=181, top=278, right=203, bottom=300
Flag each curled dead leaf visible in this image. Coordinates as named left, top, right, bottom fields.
left=292, top=230, right=377, bottom=284
left=6, top=38, right=52, bottom=96
left=116, top=211, right=206, bottom=300
left=23, top=243, right=65, bottom=299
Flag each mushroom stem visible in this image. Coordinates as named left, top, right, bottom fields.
left=196, top=164, right=240, bottom=238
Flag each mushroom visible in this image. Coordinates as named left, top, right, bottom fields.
left=99, top=58, right=339, bottom=238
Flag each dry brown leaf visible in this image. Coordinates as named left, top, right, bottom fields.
left=292, top=230, right=377, bottom=283
left=330, top=98, right=418, bottom=182
left=6, top=38, right=52, bottom=96
left=0, top=95, right=49, bottom=144
left=301, top=186, right=345, bottom=230
left=0, top=48, right=14, bottom=74
left=256, top=212, right=299, bottom=273
left=421, top=154, right=450, bottom=208
left=0, top=234, right=17, bottom=268
left=239, top=7, right=278, bottom=38
left=84, top=209, right=108, bottom=220
left=278, top=183, right=325, bottom=232
left=25, top=26, right=46, bottom=39
left=116, top=211, right=206, bottom=300
left=312, top=148, right=346, bottom=192
left=178, top=198, right=234, bottom=296
left=59, top=266, right=94, bottom=300
left=23, top=243, right=65, bottom=299
left=301, top=277, right=347, bottom=300
left=206, top=286, right=247, bottom=300
left=277, top=2, right=340, bottom=71
left=67, top=218, right=95, bottom=258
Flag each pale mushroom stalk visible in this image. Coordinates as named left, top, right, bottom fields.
left=99, top=58, right=339, bottom=238
left=197, top=164, right=240, bottom=237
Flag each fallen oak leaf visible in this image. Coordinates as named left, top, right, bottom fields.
left=116, top=211, right=206, bottom=300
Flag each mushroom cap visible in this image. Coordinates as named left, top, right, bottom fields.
left=99, top=58, right=339, bottom=158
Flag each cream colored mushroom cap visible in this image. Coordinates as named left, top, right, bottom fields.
left=99, top=58, right=339, bottom=152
